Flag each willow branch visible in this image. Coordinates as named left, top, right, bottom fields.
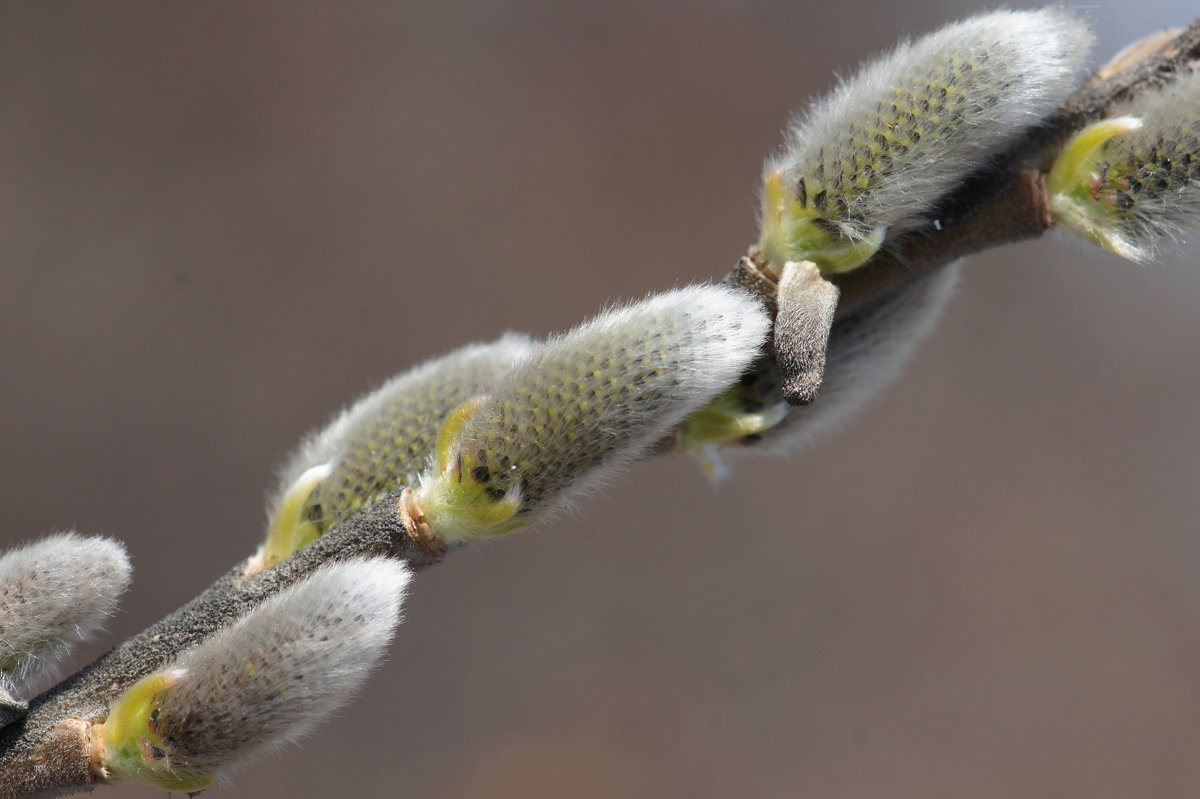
left=2, top=19, right=1198, bottom=799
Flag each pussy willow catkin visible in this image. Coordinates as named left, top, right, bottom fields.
left=416, top=285, right=770, bottom=543
left=759, top=8, right=1092, bottom=274
left=101, top=558, right=408, bottom=793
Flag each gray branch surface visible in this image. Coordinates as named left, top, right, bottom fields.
left=2, top=19, right=1197, bottom=798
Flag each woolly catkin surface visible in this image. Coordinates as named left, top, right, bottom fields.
left=148, top=559, right=407, bottom=775
left=292, top=334, right=534, bottom=534
left=445, top=286, right=770, bottom=513
left=0, top=534, right=130, bottom=694
left=1100, top=71, right=1200, bottom=247
left=769, top=8, right=1091, bottom=241
left=462, top=319, right=681, bottom=506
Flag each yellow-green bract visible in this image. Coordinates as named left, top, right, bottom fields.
left=415, top=285, right=771, bottom=543
left=101, top=558, right=408, bottom=793
left=760, top=8, right=1092, bottom=274
left=1049, top=69, right=1200, bottom=262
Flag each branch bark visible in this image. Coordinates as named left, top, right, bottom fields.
left=2, top=18, right=1197, bottom=798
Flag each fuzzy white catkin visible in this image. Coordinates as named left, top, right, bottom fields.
left=122, top=558, right=408, bottom=782
left=0, top=532, right=131, bottom=697
left=767, top=8, right=1092, bottom=243
left=273, top=332, right=537, bottom=529
left=418, top=285, right=771, bottom=541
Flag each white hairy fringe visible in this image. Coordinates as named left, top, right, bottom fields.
left=0, top=532, right=131, bottom=697
left=768, top=8, right=1092, bottom=240
left=153, top=558, right=408, bottom=774
left=273, top=332, right=537, bottom=507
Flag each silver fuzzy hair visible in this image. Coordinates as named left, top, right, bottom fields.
left=273, top=332, right=537, bottom=530
left=1096, top=69, right=1200, bottom=261
left=0, top=532, right=131, bottom=697
left=767, top=8, right=1092, bottom=242
left=420, top=285, right=771, bottom=541
left=144, top=558, right=408, bottom=778
left=765, top=263, right=962, bottom=454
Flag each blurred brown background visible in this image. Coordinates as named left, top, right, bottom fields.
left=4, top=2, right=1200, bottom=797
